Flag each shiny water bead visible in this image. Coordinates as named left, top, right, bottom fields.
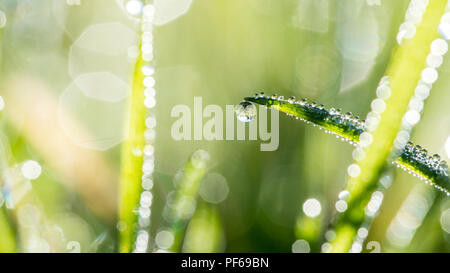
left=407, top=110, right=421, bottom=127
left=235, top=101, right=257, bottom=123
left=142, top=4, right=155, bottom=19
left=439, top=160, right=449, bottom=175
left=411, top=0, right=429, bottom=11
left=359, top=132, right=373, bottom=147
left=380, top=75, right=390, bottom=85
left=442, top=12, right=450, bottom=24
left=419, top=149, right=428, bottom=161
left=439, top=23, right=450, bottom=40
left=414, top=84, right=431, bottom=99
left=408, top=97, right=423, bottom=112
left=0, top=96, right=4, bottom=111
left=399, top=22, right=416, bottom=39
left=142, top=65, right=155, bottom=76
left=440, top=13, right=450, bottom=40
left=426, top=53, right=443, bottom=68
left=432, top=154, right=441, bottom=162
left=0, top=10, right=6, bottom=29
left=405, top=7, right=423, bottom=24
left=21, top=160, right=42, bottom=180
left=421, top=67, right=438, bottom=84
left=371, top=98, right=386, bottom=114
left=347, top=164, right=361, bottom=178
left=430, top=39, right=448, bottom=55
left=335, top=200, right=348, bottom=213
left=376, top=85, right=391, bottom=99
left=406, top=141, right=414, bottom=149
left=338, top=190, right=350, bottom=200
left=126, top=0, right=144, bottom=16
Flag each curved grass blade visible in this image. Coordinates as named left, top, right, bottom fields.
left=118, top=48, right=147, bottom=253
left=156, top=150, right=209, bottom=252
left=244, top=94, right=450, bottom=195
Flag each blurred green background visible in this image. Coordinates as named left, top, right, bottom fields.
left=0, top=0, right=449, bottom=253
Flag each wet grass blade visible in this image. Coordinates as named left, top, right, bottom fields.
left=245, top=95, right=450, bottom=194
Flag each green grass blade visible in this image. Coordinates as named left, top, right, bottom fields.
left=330, top=0, right=449, bottom=253
left=0, top=207, right=16, bottom=252
left=157, top=150, right=209, bottom=252
left=182, top=202, right=224, bottom=253
left=244, top=95, right=450, bottom=194
left=118, top=53, right=147, bottom=253
left=0, top=19, right=16, bottom=253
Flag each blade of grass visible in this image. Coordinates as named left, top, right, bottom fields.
left=244, top=95, right=449, bottom=194
left=0, top=206, right=15, bottom=252
left=331, top=0, right=449, bottom=252
left=182, top=202, right=224, bottom=253
left=118, top=47, right=147, bottom=253
left=0, top=19, right=16, bottom=253
left=156, top=150, right=209, bottom=252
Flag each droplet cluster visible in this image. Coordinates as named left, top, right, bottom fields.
left=126, top=0, right=157, bottom=253
left=245, top=87, right=450, bottom=195
left=397, top=0, right=429, bottom=45
left=395, top=142, right=449, bottom=195
left=248, top=92, right=366, bottom=145
left=438, top=2, right=450, bottom=40
left=396, top=37, right=447, bottom=147
left=391, top=10, right=450, bottom=196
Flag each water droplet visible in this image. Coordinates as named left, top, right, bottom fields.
left=0, top=96, right=4, bottom=111
left=21, top=160, right=42, bottom=180
left=347, top=164, right=361, bottom=178
left=421, top=67, right=438, bottom=84
left=125, top=0, right=143, bottom=16
left=335, top=200, right=348, bottom=212
left=235, top=101, right=257, bottom=123
left=0, top=10, right=6, bottom=29
left=338, top=190, right=350, bottom=200
left=430, top=38, right=448, bottom=56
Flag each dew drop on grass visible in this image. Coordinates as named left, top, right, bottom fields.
left=292, top=240, right=310, bottom=253
left=21, top=160, right=42, bottom=180
left=125, top=0, right=143, bottom=16
left=0, top=96, right=4, bottom=111
left=235, top=101, right=257, bottom=123
left=0, top=10, right=6, bottom=28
